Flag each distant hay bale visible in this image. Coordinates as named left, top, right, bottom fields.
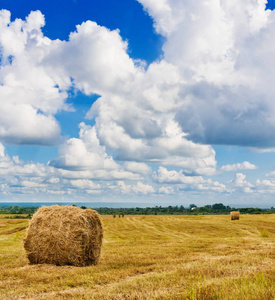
left=230, top=211, right=240, bottom=220
left=23, top=205, right=103, bottom=266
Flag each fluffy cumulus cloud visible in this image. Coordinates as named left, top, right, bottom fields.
left=0, top=143, right=141, bottom=197
left=45, top=20, right=139, bottom=96
left=221, top=161, right=257, bottom=172
left=154, top=166, right=227, bottom=192
left=50, top=122, right=118, bottom=171
left=49, top=122, right=144, bottom=181
left=139, top=0, right=275, bottom=148
left=0, top=7, right=217, bottom=172
left=116, top=181, right=155, bottom=194
left=124, top=162, right=152, bottom=174
left=230, top=173, right=254, bottom=193
left=158, top=186, right=175, bottom=195
left=0, top=10, right=68, bottom=145
left=1, top=1, right=275, bottom=202
left=0, top=142, right=56, bottom=195
left=255, top=178, right=275, bottom=193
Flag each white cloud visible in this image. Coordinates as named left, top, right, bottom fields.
left=117, top=181, right=155, bottom=195
left=116, top=181, right=132, bottom=194
left=1, top=2, right=274, bottom=151
left=0, top=143, right=61, bottom=195
left=0, top=103, right=61, bottom=145
left=21, top=180, right=46, bottom=188
left=266, top=171, right=275, bottom=178
left=255, top=179, right=275, bottom=193
left=132, top=181, right=155, bottom=194
left=161, top=155, right=217, bottom=176
left=0, top=8, right=218, bottom=176
left=234, top=173, right=252, bottom=187
left=137, top=0, right=185, bottom=36
left=2, top=2, right=275, bottom=202
left=55, top=21, right=140, bottom=95
left=231, top=173, right=254, bottom=193
left=47, top=190, right=67, bottom=195
left=0, top=143, right=143, bottom=196
left=50, top=122, right=147, bottom=181
left=47, top=178, right=60, bottom=184
left=70, top=179, right=100, bottom=189
left=0, top=10, right=69, bottom=145
left=92, top=95, right=216, bottom=174
left=124, top=162, right=152, bottom=174
left=250, top=147, right=275, bottom=153
left=154, top=166, right=226, bottom=192
left=57, top=168, right=141, bottom=181
left=50, top=122, right=118, bottom=170
left=221, top=161, right=257, bottom=172
left=138, top=0, right=275, bottom=149
left=158, top=186, right=175, bottom=194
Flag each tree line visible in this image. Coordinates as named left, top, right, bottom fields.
left=1, top=203, right=274, bottom=218
left=94, top=203, right=275, bottom=215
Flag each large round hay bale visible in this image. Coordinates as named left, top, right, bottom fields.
left=23, top=205, right=103, bottom=266
left=230, top=211, right=240, bottom=220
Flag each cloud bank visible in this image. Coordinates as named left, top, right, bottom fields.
left=0, top=1, right=275, bottom=204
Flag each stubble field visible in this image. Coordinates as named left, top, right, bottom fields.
left=0, top=214, right=275, bottom=299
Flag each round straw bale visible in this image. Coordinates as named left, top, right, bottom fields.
left=23, top=205, right=103, bottom=266
left=230, top=211, right=240, bottom=220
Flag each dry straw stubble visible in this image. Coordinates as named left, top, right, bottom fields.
left=24, top=205, right=103, bottom=266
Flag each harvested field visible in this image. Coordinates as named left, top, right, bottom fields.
left=0, top=214, right=275, bottom=299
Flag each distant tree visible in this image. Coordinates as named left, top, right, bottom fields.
left=212, top=203, right=226, bottom=210
left=80, top=206, right=87, bottom=209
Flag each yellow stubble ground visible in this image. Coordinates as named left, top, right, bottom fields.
left=0, top=214, right=275, bottom=299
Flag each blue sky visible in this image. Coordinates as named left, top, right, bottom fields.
left=0, top=0, right=275, bottom=207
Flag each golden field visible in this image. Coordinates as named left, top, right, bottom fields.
left=0, top=214, right=275, bottom=299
